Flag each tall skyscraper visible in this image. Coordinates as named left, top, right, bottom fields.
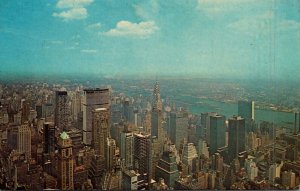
left=151, top=81, right=163, bottom=142
left=92, top=108, right=109, bottom=156
left=120, top=131, right=134, bottom=169
left=182, top=143, right=198, bottom=174
left=83, top=88, right=110, bottom=145
left=18, top=122, right=31, bottom=159
left=228, top=116, right=246, bottom=162
left=170, top=110, right=189, bottom=149
left=238, top=100, right=255, bottom=120
left=155, top=151, right=179, bottom=188
left=200, top=112, right=218, bottom=145
left=123, top=98, right=134, bottom=123
left=238, top=100, right=256, bottom=133
left=71, top=90, right=82, bottom=121
left=57, top=132, right=74, bottom=190
left=294, top=112, right=300, bottom=134
left=89, top=155, right=105, bottom=189
left=55, top=91, right=69, bottom=131
left=133, top=132, right=152, bottom=184
left=106, top=138, right=116, bottom=170
left=211, top=153, right=224, bottom=173
left=151, top=81, right=164, bottom=181
left=198, top=139, right=209, bottom=158
left=209, top=114, right=226, bottom=154
left=43, top=122, right=55, bottom=154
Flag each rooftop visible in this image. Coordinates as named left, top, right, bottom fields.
left=60, top=132, right=70, bottom=140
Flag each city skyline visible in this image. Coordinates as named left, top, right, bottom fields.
left=1, top=0, right=300, bottom=80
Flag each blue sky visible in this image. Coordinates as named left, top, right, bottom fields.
left=0, top=0, right=299, bottom=80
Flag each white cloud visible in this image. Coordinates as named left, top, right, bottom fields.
left=104, top=21, right=159, bottom=38
left=53, top=7, right=87, bottom=21
left=56, top=0, right=93, bottom=8
left=53, top=0, right=93, bottom=21
left=87, top=22, right=102, bottom=30
left=81, top=49, right=97, bottom=53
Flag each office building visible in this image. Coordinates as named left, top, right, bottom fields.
left=66, top=128, right=82, bottom=153
left=71, top=90, right=82, bottom=121
left=155, top=151, right=179, bottom=188
left=282, top=171, right=296, bottom=189
left=57, top=132, right=74, bottom=190
left=18, top=122, right=31, bottom=159
left=89, top=155, right=105, bottom=189
left=151, top=81, right=163, bottom=144
left=120, top=131, right=134, bottom=169
left=122, top=170, right=138, bottom=190
left=268, top=162, right=283, bottom=183
left=92, top=107, right=110, bottom=171
left=228, top=116, right=246, bottom=162
left=238, top=100, right=255, bottom=120
left=82, top=88, right=110, bottom=145
left=55, top=91, right=69, bottom=131
left=133, top=132, right=152, bottom=184
left=294, top=112, right=300, bottom=134
left=182, top=143, right=198, bottom=174
left=245, top=156, right=258, bottom=181
left=43, top=122, right=55, bottom=154
left=198, top=139, right=209, bottom=158
left=106, top=138, right=116, bottom=170
left=211, top=153, right=224, bottom=173
left=200, top=112, right=218, bottom=145
left=238, top=100, right=255, bottom=133
left=209, top=114, right=226, bottom=154
left=170, top=110, right=189, bottom=149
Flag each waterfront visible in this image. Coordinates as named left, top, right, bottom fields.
left=175, top=95, right=294, bottom=128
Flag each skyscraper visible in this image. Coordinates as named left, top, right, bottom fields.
left=57, top=132, right=74, bottom=190
left=120, top=131, right=134, bottom=169
left=133, top=132, right=152, bottom=184
left=43, top=122, right=55, bottom=154
left=238, top=100, right=255, bottom=120
left=182, top=143, right=198, bottom=174
left=106, top=138, right=116, bottom=171
left=294, top=112, right=300, bottom=134
left=228, top=116, right=246, bottom=162
left=200, top=112, right=218, bottom=145
left=71, top=90, right=82, bottom=122
left=92, top=108, right=109, bottom=156
left=209, top=114, right=226, bottom=154
left=122, top=170, right=138, bottom=190
left=170, top=110, right=189, bottom=149
left=244, top=156, right=258, bottom=181
left=238, top=100, right=256, bottom=133
left=155, top=151, right=179, bottom=188
left=55, top=91, right=69, bottom=131
left=282, top=171, right=296, bottom=189
left=82, top=88, right=110, bottom=145
left=151, top=81, right=163, bottom=143
left=198, top=139, right=209, bottom=158
left=17, top=122, right=31, bottom=159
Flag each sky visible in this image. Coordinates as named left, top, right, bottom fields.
left=0, top=0, right=300, bottom=80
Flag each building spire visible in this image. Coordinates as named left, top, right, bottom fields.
left=152, top=80, right=162, bottom=111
